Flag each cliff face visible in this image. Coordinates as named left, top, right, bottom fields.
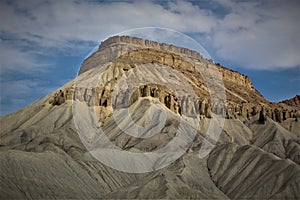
left=75, top=36, right=298, bottom=124
left=80, top=36, right=254, bottom=91
left=282, top=95, right=300, bottom=107
left=98, top=35, right=203, bottom=58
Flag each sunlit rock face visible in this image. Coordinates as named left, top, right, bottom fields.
left=0, top=36, right=299, bottom=199
left=70, top=36, right=299, bottom=124
left=281, top=95, right=300, bottom=107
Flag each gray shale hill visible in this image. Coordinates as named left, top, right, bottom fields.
left=1, top=36, right=300, bottom=199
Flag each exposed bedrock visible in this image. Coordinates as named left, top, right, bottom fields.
left=50, top=37, right=299, bottom=126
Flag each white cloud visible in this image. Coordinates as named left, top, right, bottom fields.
left=0, top=41, right=47, bottom=74
left=0, top=0, right=216, bottom=44
left=211, top=0, right=300, bottom=69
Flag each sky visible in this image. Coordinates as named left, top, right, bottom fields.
left=0, top=0, right=300, bottom=116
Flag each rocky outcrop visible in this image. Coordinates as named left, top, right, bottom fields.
left=281, top=95, right=300, bottom=107
left=98, top=35, right=203, bottom=58
left=48, top=88, right=73, bottom=106
left=80, top=36, right=256, bottom=93
left=214, top=63, right=255, bottom=92
left=129, top=84, right=180, bottom=114
left=52, top=41, right=299, bottom=124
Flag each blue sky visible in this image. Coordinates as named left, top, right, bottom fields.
left=0, top=0, right=299, bottom=116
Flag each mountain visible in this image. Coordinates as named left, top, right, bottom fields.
left=1, top=36, right=299, bottom=199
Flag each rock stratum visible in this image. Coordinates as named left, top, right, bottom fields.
left=1, top=36, right=300, bottom=199
left=281, top=95, right=300, bottom=107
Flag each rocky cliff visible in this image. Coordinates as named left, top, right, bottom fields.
left=73, top=36, right=299, bottom=124
left=80, top=36, right=254, bottom=90
left=281, top=95, right=300, bottom=107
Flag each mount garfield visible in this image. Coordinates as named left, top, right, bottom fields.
left=1, top=36, right=300, bottom=199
